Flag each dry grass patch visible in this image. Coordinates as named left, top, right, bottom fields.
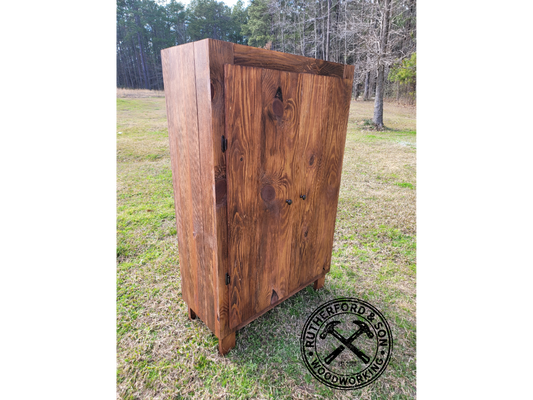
left=117, top=88, right=165, bottom=98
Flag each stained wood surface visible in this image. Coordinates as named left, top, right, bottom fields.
left=162, top=43, right=198, bottom=313
left=207, top=40, right=234, bottom=339
left=313, top=276, right=325, bottom=291
left=218, top=332, right=236, bottom=355
left=162, top=39, right=353, bottom=342
left=193, top=39, right=235, bottom=338
left=233, top=271, right=326, bottom=331
left=225, top=64, right=352, bottom=330
left=162, top=42, right=226, bottom=335
left=234, top=43, right=346, bottom=79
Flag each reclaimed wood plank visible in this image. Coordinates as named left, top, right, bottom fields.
left=205, top=39, right=234, bottom=339
left=313, top=276, right=325, bottom=291
left=233, top=271, right=325, bottom=331
left=193, top=39, right=217, bottom=332
left=224, top=64, right=263, bottom=329
left=161, top=44, right=199, bottom=313
left=258, top=67, right=302, bottom=309
left=315, top=75, right=353, bottom=275
left=233, top=43, right=345, bottom=79
left=343, top=64, right=355, bottom=81
left=218, top=332, right=236, bottom=355
left=289, top=74, right=332, bottom=292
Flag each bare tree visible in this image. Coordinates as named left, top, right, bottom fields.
left=373, top=0, right=392, bottom=129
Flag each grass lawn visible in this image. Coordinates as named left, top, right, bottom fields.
left=117, top=89, right=416, bottom=399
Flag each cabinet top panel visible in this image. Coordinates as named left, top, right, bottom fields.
left=162, top=39, right=354, bottom=81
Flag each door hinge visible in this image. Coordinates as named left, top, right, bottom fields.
left=221, top=135, right=227, bottom=153
left=225, top=273, right=230, bottom=285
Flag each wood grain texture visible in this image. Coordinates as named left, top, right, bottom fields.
left=192, top=39, right=217, bottom=333
left=163, top=39, right=353, bottom=350
left=313, top=276, right=325, bottom=291
left=218, top=332, right=236, bottom=355
left=162, top=41, right=231, bottom=335
left=234, top=43, right=345, bottom=79
left=343, top=64, right=355, bottom=81
left=162, top=44, right=199, bottom=314
left=316, top=75, right=353, bottom=275
left=288, top=73, right=331, bottom=293
left=204, top=39, right=234, bottom=339
left=225, top=64, right=352, bottom=330
left=224, top=64, right=263, bottom=330
left=234, top=272, right=325, bottom=331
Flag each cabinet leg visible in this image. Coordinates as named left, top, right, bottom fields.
left=188, top=306, right=196, bottom=320
left=218, top=332, right=236, bottom=356
left=313, top=276, right=325, bottom=291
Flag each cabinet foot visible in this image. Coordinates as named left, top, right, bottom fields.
left=218, top=332, right=236, bottom=355
left=313, top=276, right=325, bottom=291
left=188, top=306, right=196, bottom=320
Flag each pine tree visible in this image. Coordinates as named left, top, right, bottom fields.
left=241, top=0, right=272, bottom=48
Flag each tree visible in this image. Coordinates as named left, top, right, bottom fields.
left=373, top=0, right=392, bottom=129
left=242, top=0, right=272, bottom=48
left=186, top=0, right=232, bottom=41
left=115, top=0, right=416, bottom=105
left=229, top=0, right=248, bottom=44
left=389, top=52, right=416, bottom=102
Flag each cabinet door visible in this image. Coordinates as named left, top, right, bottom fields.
left=224, top=64, right=351, bottom=330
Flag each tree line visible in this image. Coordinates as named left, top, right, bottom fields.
left=117, top=0, right=416, bottom=127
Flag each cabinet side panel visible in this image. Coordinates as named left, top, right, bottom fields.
left=207, top=39, right=234, bottom=338
left=193, top=40, right=218, bottom=333
left=161, top=44, right=202, bottom=320
left=314, top=75, right=354, bottom=276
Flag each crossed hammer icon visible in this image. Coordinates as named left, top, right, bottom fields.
left=320, top=320, right=374, bottom=365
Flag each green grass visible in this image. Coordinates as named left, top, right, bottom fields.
left=117, top=92, right=416, bottom=399
left=395, top=182, right=414, bottom=189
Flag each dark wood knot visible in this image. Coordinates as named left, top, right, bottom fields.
left=215, top=179, right=227, bottom=205
left=261, top=185, right=276, bottom=202
left=275, top=86, right=283, bottom=101
left=272, top=98, right=283, bottom=118
left=270, top=289, right=279, bottom=305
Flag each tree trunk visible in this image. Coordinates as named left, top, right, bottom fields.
left=372, top=0, right=391, bottom=129
left=344, top=0, right=347, bottom=63
left=133, top=6, right=149, bottom=90
left=373, top=65, right=385, bottom=128
left=314, top=6, right=317, bottom=58
left=396, top=80, right=400, bottom=103
left=363, top=71, right=370, bottom=101
left=325, top=0, right=331, bottom=61
left=301, top=2, right=306, bottom=56
left=321, top=1, right=325, bottom=59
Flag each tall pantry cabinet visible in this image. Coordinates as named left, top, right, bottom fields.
left=162, top=39, right=354, bottom=355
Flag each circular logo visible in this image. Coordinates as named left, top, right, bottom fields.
left=300, top=298, right=393, bottom=390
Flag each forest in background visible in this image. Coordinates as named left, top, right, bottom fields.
left=117, top=0, right=416, bottom=110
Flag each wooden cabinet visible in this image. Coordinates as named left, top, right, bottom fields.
left=162, top=39, right=354, bottom=355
